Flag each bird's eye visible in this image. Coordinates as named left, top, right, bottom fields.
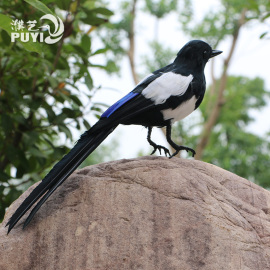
left=203, top=50, right=208, bottom=58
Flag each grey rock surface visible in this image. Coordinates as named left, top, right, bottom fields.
left=1, top=156, right=270, bottom=270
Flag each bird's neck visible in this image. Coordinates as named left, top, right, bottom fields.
left=174, top=55, right=205, bottom=76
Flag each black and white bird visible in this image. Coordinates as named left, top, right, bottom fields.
left=6, top=40, right=222, bottom=233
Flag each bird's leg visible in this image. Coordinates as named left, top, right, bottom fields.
left=166, top=124, right=196, bottom=158
left=147, top=127, right=171, bottom=157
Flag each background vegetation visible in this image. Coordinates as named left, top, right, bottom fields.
left=0, top=0, right=269, bottom=221
left=0, top=0, right=117, bottom=220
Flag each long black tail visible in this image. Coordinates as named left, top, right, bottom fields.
left=6, top=121, right=117, bottom=233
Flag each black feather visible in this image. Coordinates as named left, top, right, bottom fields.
left=6, top=123, right=116, bottom=233
left=6, top=93, right=157, bottom=233
left=6, top=95, right=156, bottom=233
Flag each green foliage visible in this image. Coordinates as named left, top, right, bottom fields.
left=95, top=0, right=180, bottom=76
left=145, top=0, right=178, bottom=18
left=180, top=0, right=270, bottom=45
left=23, top=0, right=54, bottom=15
left=93, top=1, right=135, bottom=75
left=0, top=13, right=43, bottom=53
left=0, top=0, right=115, bottom=220
left=142, top=41, right=175, bottom=74
left=174, top=76, right=270, bottom=187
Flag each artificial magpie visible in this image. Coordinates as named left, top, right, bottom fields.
left=6, top=40, right=222, bottom=233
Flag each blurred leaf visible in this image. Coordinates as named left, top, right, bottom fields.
left=91, top=47, right=107, bottom=56
left=260, top=31, right=268, bottom=39
left=0, top=14, right=43, bottom=53
left=29, top=147, right=47, bottom=158
left=83, top=119, right=91, bottom=130
left=91, top=7, right=114, bottom=16
left=1, top=30, right=11, bottom=46
left=1, top=114, right=13, bottom=133
left=85, top=70, right=93, bottom=90
left=78, top=8, right=108, bottom=25
left=0, top=171, right=10, bottom=182
left=58, top=125, right=72, bottom=139
left=69, top=95, right=83, bottom=106
left=81, top=34, right=91, bottom=53
left=24, top=0, right=54, bottom=14
left=261, top=12, right=270, bottom=21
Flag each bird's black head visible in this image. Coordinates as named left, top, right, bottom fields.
left=174, top=40, right=222, bottom=71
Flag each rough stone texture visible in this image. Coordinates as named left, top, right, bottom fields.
left=1, top=156, right=270, bottom=270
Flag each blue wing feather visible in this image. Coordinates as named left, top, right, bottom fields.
left=101, top=65, right=174, bottom=118
left=101, top=92, right=139, bottom=118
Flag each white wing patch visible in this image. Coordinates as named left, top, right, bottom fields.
left=142, top=72, right=193, bottom=105
left=162, top=95, right=198, bottom=123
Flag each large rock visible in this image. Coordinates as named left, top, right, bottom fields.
left=1, top=156, right=270, bottom=270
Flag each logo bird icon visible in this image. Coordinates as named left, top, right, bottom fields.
left=39, top=14, right=64, bottom=44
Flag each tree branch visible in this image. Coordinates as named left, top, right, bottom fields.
left=195, top=8, right=247, bottom=160
left=127, top=0, right=139, bottom=85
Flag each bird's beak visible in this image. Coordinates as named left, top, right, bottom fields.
left=210, top=49, right=223, bottom=58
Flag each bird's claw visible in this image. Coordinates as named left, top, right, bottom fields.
left=151, top=145, right=171, bottom=157
left=169, top=146, right=196, bottom=159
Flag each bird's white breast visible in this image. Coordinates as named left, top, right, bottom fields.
left=142, top=72, right=193, bottom=105
left=161, top=95, right=198, bottom=123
